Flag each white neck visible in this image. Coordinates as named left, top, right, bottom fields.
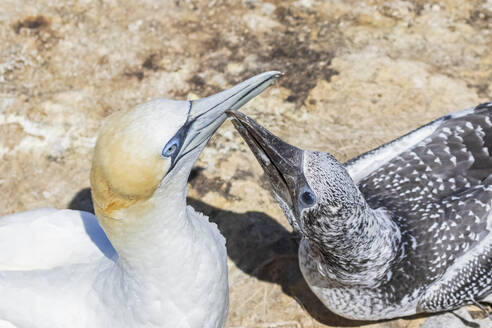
left=96, top=164, right=228, bottom=328
left=94, top=164, right=197, bottom=322
left=111, top=162, right=194, bottom=274
left=91, top=148, right=228, bottom=327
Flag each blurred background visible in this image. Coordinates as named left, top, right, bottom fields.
left=0, top=0, right=491, bottom=327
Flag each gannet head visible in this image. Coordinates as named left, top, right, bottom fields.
left=228, top=111, right=360, bottom=236
left=90, top=72, right=280, bottom=235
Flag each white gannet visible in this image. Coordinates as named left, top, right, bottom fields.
left=0, top=71, right=280, bottom=328
left=228, top=103, right=492, bottom=321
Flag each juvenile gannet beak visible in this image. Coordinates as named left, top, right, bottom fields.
left=175, top=71, right=281, bottom=162
left=227, top=111, right=314, bottom=229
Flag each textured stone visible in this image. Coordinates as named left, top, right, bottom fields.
left=0, top=0, right=491, bottom=327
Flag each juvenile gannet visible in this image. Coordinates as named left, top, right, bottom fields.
left=0, top=71, right=280, bottom=328
left=228, top=102, right=492, bottom=320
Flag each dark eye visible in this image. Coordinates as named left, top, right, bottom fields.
left=300, top=190, right=316, bottom=206
left=162, top=141, right=178, bottom=157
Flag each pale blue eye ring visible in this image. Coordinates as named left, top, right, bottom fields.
left=162, top=141, right=178, bottom=157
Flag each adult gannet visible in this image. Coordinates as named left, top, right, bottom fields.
left=228, top=102, right=492, bottom=321
left=0, top=71, right=280, bottom=328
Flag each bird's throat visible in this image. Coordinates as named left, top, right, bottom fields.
left=305, top=203, right=402, bottom=287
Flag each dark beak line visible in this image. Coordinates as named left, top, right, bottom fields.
left=192, top=83, right=249, bottom=122
left=178, top=72, right=281, bottom=163
left=228, top=111, right=287, bottom=185
left=228, top=110, right=316, bottom=233
left=227, top=110, right=306, bottom=211
left=227, top=110, right=303, bottom=176
left=192, top=73, right=281, bottom=122
left=227, top=110, right=283, bottom=173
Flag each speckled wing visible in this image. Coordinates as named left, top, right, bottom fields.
left=347, top=102, right=492, bottom=309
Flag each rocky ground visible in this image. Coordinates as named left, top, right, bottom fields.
left=1, top=0, right=491, bottom=327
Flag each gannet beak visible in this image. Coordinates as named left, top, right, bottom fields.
left=178, top=71, right=281, bottom=158
left=227, top=110, right=313, bottom=229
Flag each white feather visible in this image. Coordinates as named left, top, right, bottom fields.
left=0, top=208, right=114, bottom=271
left=0, top=71, right=279, bottom=327
left=0, top=206, right=228, bottom=328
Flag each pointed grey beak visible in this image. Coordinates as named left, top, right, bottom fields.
left=179, top=71, right=281, bottom=157
left=227, top=110, right=315, bottom=231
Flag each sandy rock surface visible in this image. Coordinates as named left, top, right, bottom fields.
left=1, top=0, right=491, bottom=327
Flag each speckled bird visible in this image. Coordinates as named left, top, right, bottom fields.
left=228, top=102, right=492, bottom=320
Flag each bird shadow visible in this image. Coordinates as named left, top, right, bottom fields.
left=187, top=197, right=372, bottom=327
left=68, top=185, right=374, bottom=327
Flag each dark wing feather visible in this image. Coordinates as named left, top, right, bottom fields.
left=357, top=102, right=492, bottom=307
left=360, top=103, right=492, bottom=208
left=418, top=239, right=492, bottom=311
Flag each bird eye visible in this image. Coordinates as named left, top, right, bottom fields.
left=162, top=141, right=178, bottom=157
left=300, top=190, right=316, bottom=206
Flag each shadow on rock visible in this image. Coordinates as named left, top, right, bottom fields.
left=69, top=187, right=94, bottom=214
left=68, top=187, right=368, bottom=327
left=187, top=197, right=372, bottom=327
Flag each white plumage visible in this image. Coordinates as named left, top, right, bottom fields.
left=0, top=208, right=114, bottom=271
left=0, top=71, right=279, bottom=328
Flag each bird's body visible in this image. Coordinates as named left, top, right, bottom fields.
left=0, top=71, right=279, bottom=328
left=229, top=102, right=492, bottom=320
left=0, top=207, right=228, bottom=328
